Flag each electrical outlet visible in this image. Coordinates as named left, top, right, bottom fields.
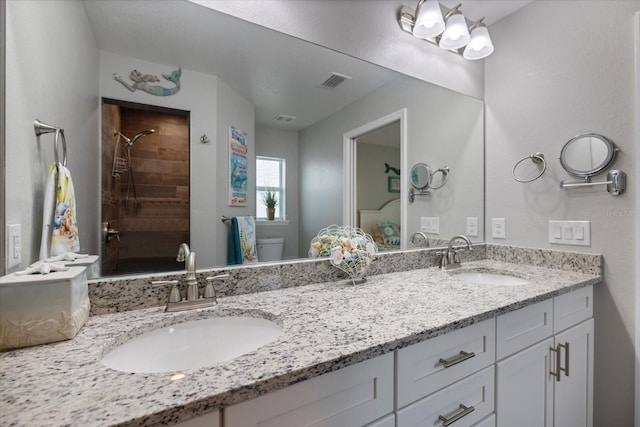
left=420, top=216, right=440, bottom=234
left=466, top=217, right=479, bottom=237
left=6, top=224, right=21, bottom=269
left=491, top=218, right=506, bottom=239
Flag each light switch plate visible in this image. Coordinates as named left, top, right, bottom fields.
left=420, top=216, right=440, bottom=234
left=548, top=220, right=591, bottom=246
left=466, top=217, right=479, bottom=237
left=491, top=218, right=506, bottom=239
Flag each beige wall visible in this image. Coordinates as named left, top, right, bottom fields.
left=485, top=2, right=639, bottom=424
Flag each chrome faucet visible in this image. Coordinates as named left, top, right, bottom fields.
left=176, top=243, right=197, bottom=301
left=437, top=235, right=473, bottom=269
left=151, top=243, right=229, bottom=312
left=409, top=232, right=429, bottom=247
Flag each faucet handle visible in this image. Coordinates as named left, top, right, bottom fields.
left=204, top=274, right=229, bottom=302
left=152, top=280, right=181, bottom=303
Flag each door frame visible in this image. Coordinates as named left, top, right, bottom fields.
left=634, top=11, right=640, bottom=427
left=342, top=108, right=407, bottom=248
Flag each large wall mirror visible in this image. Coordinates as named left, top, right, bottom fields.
left=5, top=0, right=484, bottom=278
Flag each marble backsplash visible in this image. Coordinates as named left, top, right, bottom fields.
left=88, top=244, right=601, bottom=315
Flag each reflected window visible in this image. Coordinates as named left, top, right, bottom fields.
left=256, top=156, right=286, bottom=220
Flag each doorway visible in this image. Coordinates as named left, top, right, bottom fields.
left=343, top=109, right=407, bottom=250
left=101, top=99, right=190, bottom=276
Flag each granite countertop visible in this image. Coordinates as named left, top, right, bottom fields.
left=0, top=260, right=601, bottom=426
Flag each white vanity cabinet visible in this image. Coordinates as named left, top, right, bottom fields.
left=203, top=287, right=593, bottom=427
left=496, top=286, right=593, bottom=427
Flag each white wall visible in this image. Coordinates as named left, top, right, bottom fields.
left=99, top=51, right=220, bottom=269
left=357, top=144, right=400, bottom=213
left=485, top=2, right=639, bottom=424
left=215, top=80, right=256, bottom=266
left=194, top=0, right=484, bottom=99
left=299, top=76, right=484, bottom=250
left=5, top=0, right=99, bottom=271
left=255, top=126, right=300, bottom=259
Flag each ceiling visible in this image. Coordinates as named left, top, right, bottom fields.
left=84, top=0, right=533, bottom=132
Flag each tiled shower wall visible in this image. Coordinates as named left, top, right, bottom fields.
left=101, top=105, right=190, bottom=275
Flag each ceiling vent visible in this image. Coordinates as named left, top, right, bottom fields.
left=273, top=114, right=296, bottom=123
left=320, top=72, right=352, bottom=89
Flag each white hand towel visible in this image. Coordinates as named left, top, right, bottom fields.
left=39, top=164, right=81, bottom=259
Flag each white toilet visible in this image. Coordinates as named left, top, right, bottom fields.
left=257, top=237, right=285, bottom=261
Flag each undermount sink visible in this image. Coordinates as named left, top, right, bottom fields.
left=450, top=271, right=530, bottom=286
left=101, top=315, right=283, bottom=373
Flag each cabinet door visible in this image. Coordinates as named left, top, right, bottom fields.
left=496, top=338, right=554, bottom=427
left=553, top=319, right=593, bottom=427
left=173, top=410, right=220, bottom=427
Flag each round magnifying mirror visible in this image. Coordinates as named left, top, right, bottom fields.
left=410, top=163, right=431, bottom=189
left=559, top=133, right=617, bottom=178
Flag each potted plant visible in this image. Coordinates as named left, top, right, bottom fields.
left=262, top=190, right=278, bottom=220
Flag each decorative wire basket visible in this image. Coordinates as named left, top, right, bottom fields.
left=309, top=225, right=378, bottom=283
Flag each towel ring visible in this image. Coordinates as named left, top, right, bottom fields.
left=34, top=119, right=67, bottom=166
left=429, top=166, right=450, bottom=189
left=54, top=129, right=68, bottom=166
left=512, top=152, right=546, bottom=183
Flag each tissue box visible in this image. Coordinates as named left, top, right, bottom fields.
left=63, top=255, right=100, bottom=279
left=0, top=267, right=90, bottom=351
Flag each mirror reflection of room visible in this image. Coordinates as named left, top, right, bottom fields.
left=101, top=101, right=190, bottom=276
left=355, top=121, right=401, bottom=252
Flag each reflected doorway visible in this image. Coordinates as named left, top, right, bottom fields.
left=101, top=99, right=190, bottom=276
left=343, top=109, right=406, bottom=251
left=355, top=122, right=401, bottom=251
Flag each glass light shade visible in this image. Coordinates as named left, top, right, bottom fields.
left=463, top=26, right=494, bottom=59
left=438, top=13, right=471, bottom=50
left=412, top=0, right=445, bottom=39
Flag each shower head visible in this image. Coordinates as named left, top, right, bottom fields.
left=129, top=129, right=155, bottom=145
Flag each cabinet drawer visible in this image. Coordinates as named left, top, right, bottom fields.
left=496, top=299, right=553, bottom=360
left=554, top=286, right=592, bottom=333
left=396, top=366, right=495, bottom=427
left=473, top=414, right=496, bottom=427
left=397, top=318, right=495, bottom=407
left=223, top=352, right=393, bottom=427
left=365, top=413, right=395, bottom=427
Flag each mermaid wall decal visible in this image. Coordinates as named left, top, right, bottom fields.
left=113, top=68, right=182, bottom=96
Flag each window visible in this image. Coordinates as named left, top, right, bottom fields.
left=256, top=156, right=286, bottom=220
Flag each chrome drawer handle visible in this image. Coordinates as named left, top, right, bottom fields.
left=438, top=404, right=475, bottom=426
left=559, top=342, right=569, bottom=377
left=550, top=345, right=561, bottom=381
left=550, top=342, right=570, bottom=382
left=439, top=350, right=476, bottom=368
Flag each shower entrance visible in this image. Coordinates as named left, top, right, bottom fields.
left=101, top=99, right=190, bottom=276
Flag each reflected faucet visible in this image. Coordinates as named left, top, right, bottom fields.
left=409, top=232, right=429, bottom=248
left=437, top=235, right=473, bottom=269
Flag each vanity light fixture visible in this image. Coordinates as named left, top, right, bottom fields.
left=439, top=5, right=471, bottom=50
left=463, top=18, right=494, bottom=60
left=399, top=1, right=495, bottom=60
left=412, top=0, right=445, bottom=38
